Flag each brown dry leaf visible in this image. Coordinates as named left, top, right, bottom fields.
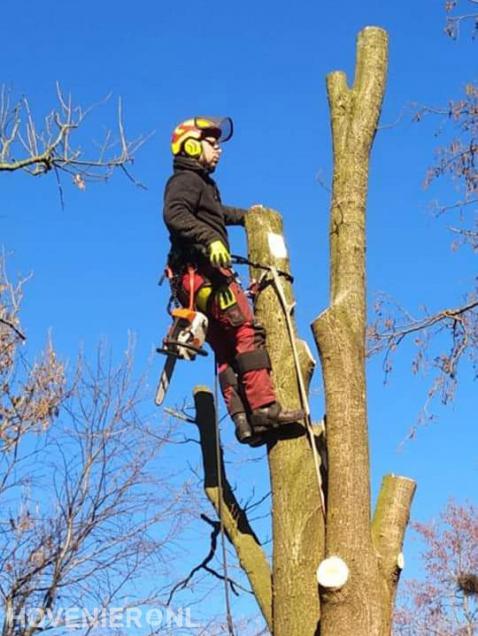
left=73, top=173, right=86, bottom=190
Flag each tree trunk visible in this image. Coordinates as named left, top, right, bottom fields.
left=245, top=208, right=324, bottom=636
left=311, top=27, right=414, bottom=635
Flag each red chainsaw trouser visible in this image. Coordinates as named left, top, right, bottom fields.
left=179, top=267, right=276, bottom=416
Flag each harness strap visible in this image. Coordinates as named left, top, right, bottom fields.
left=231, top=254, right=294, bottom=283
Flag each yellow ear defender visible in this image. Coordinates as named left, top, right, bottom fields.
left=183, top=137, right=202, bottom=158
left=171, top=117, right=233, bottom=157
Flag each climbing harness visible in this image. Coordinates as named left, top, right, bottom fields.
left=232, top=255, right=327, bottom=517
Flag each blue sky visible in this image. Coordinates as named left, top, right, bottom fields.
left=2, top=0, right=477, bottom=628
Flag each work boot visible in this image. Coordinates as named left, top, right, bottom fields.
left=233, top=413, right=267, bottom=447
left=233, top=413, right=254, bottom=444
left=250, top=401, right=304, bottom=432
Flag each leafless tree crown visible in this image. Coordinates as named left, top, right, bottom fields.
left=1, top=263, right=186, bottom=635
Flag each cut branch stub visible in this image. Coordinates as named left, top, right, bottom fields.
left=317, top=556, right=350, bottom=591
left=397, top=553, right=405, bottom=571
left=372, top=473, right=416, bottom=632
left=192, top=386, right=272, bottom=631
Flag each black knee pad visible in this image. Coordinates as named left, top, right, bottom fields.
left=235, top=349, right=271, bottom=375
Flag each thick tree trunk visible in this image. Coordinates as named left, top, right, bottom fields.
left=245, top=208, right=325, bottom=636
left=311, top=26, right=402, bottom=635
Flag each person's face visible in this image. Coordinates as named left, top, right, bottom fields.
left=199, top=136, right=222, bottom=169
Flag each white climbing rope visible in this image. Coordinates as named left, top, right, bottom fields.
left=267, top=266, right=326, bottom=518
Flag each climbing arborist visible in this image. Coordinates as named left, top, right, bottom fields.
left=163, top=116, right=303, bottom=445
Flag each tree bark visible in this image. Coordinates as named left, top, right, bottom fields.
left=245, top=208, right=325, bottom=636
left=311, top=26, right=406, bottom=635
left=372, top=474, right=417, bottom=634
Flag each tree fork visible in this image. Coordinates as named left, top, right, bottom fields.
left=311, top=27, right=415, bottom=635
left=245, top=207, right=324, bottom=636
left=193, top=386, right=273, bottom=630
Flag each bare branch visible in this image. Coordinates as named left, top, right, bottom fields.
left=0, top=346, right=184, bottom=635
left=368, top=298, right=478, bottom=354
left=0, top=260, right=188, bottom=633
left=0, top=318, right=25, bottom=342
left=368, top=291, right=478, bottom=421
left=167, top=513, right=247, bottom=606
left=0, top=84, right=151, bottom=190
left=444, top=0, right=478, bottom=39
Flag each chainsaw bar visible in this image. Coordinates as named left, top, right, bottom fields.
left=155, top=355, right=177, bottom=406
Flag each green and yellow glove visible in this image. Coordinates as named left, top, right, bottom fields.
left=209, top=240, right=231, bottom=268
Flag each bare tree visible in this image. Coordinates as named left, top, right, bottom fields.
left=1, top=257, right=65, bottom=453
left=369, top=11, right=478, bottom=424
left=394, top=500, right=478, bottom=635
left=0, top=83, right=149, bottom=193
left=0, top=262, right=186, bottom=635
left=0, top=352, right=183, bottom=636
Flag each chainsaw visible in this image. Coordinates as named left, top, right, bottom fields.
left=155, top=308, right=208, bottom=406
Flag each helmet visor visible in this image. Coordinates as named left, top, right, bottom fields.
left=194, top=116, right=233, bottom=143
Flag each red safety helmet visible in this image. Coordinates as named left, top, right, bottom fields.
left=171, top=117, right=233, bottom=157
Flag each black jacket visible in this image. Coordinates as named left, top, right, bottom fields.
left=163, top=156, right=246, bottom=266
